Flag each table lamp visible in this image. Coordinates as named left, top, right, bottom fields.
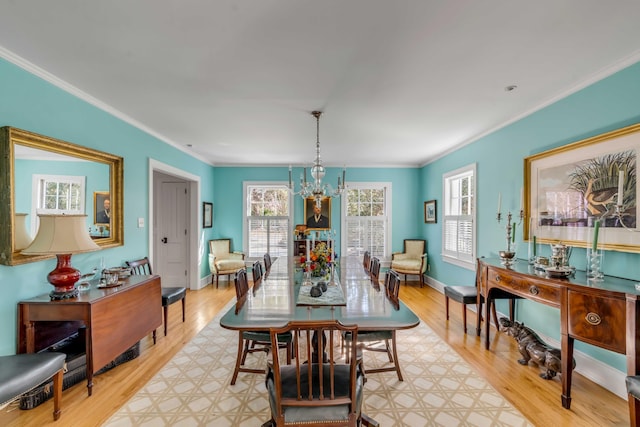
left=14, top=213, right=33, bottom=250
left=21, top=214, right=100, bottom=300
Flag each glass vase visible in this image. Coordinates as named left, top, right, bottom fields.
left=586, top=248, right=604, bottom=282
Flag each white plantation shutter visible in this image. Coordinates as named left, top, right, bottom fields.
left=244, top=184, right=291, bottom=258
left=443, top=215, right=473, bottom=262
left=343, top=183, right=391, bottom=258
left=442, top=164, right=476, bottom=269
left=345, top=217, right=387, bottom=258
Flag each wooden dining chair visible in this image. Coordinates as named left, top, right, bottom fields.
left=343, top=269, right=403, bottom=382
left=369, top=256, right=381, bottom=288
left=252, top=259, right=264, bottom=286
left=231, top=268, right=292, bottom=385
left=444, top=257, right=517, bottom=335
left=263, top=253, right=272, bottom=273
left=263, top=320, right=369, bottom=427
left=363, top=251, right=371, bottom=272
left=126, top=257, right=186, bottom=337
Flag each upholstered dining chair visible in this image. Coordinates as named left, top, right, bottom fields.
left=390, top=239, right=427, bottom=287
left=263, top=320, right=370, bottom=427
left=209, top=239, right=245, bottom=288
left=626, top=376, right=640, bottom=426
left=126, top=257, right=186, bottom=337
left=231, top=269, right=292, bottom=385
left=445, top=257, right=517, bottom=335
left=343, top=269, right=403, bottom=382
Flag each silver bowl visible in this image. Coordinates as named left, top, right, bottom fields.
left=499, top=251, right=516, bottom=260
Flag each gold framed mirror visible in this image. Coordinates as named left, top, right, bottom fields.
left=0, top=127, right=124, bottom=266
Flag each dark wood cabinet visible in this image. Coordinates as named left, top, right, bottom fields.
left=18, top=275, right=162, bottom=396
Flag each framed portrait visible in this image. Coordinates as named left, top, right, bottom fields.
left=525, top=122, right=638, bottom=252
left=304, top=197, right=331, bottom=229
left=94, top=191, right=111, bottom=225
left=424, top=200, right=437, bottom=223
left=203, top=202, right=213, bottom=228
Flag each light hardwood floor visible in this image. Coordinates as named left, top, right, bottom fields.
left=1, top=278, right=629, bottom=427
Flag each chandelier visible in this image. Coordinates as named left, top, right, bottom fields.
left=289, top=111, right=346, bottom=208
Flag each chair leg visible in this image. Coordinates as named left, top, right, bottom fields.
left=390, top=331, right=403, bottom=381
left=163, top=305, right=169, bottom=336
left=216, top=274, right=219, bottom=289
left=52, top=368, right=63, bottom=421
left=231, top=333, right=245, bottom=385
left=181, top=296, right=186, bottom=322
left=461, top=304, right=467, bottom=334
left=445, top=296, right=450, bottom=320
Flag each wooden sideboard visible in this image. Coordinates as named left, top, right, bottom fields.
left=17, top=275, right=162, bottom=396
left=477, top=257, right=640, bottom=409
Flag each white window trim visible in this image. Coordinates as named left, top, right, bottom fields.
left=441, top=163, right=476, bottom=271
left=341, top=181, right=392, bottom=259
left=242, top=181, right=294, bottom=259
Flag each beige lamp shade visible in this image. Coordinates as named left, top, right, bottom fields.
left=14, top=213, right=33, bottom=251
left=21, top=214, right=100, bottom=255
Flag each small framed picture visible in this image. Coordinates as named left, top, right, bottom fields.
left=203, top=202, right=213, bottom=228
left=424, top=200, right=437, bottom=224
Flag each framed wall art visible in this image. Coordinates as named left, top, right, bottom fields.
left=203, top=202, right=213, bottom=228
left=524, top=122, right=638, bottom=252
left=94, top=191, right=111, bottom=225
left=424, top=200, right=437, bottom=223
left=304, top=197, right=331, bottom=230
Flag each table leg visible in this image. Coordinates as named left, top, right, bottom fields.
left=561, top=334, right=574, bottom=409
left=484, top=294, right=492, bottom=349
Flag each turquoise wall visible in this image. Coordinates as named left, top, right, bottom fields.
left=0, top=58, right=216, bottom=355
left=213, top=166, right=421, bottom=254
left=421, top=61, right=640, bottom=371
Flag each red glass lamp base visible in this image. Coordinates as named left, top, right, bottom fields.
left=48, top=254, right=81, bottom=300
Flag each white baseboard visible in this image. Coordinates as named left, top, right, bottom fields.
left=196, top=275, right=212, bottom=290
left=424, top=275, right=627, bottom=400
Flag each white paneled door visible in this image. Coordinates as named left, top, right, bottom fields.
left=157, top=181, right=189, bottom=287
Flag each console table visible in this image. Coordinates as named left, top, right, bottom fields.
left=477, top=257, right=640, bottom=409
left=17, top=275, right=162, bottom=396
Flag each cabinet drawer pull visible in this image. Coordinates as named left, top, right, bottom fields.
left=585, top=312, right=602, bottom=326
left=529, top=286, right=539, bottom=295
left=495, top=275, right=501, bottom=282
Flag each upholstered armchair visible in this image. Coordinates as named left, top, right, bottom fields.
left=390, top=239, right=427, bottom=287
left=209, top=239, right=245, bottom=288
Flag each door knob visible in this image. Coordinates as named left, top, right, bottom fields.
left=161, top=237, right=168, bottom=243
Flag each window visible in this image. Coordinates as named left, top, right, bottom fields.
left=442, top=164, right=476, bottom=269
left=342, top=183, right=391, bottom=258
left=32, top=174, right=85, bottom=214
left=244, top=183, right=291, bottom=258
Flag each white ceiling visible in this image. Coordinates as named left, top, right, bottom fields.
left=1, top=1, right=640, bottom=167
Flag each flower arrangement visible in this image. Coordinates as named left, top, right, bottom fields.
left=300, top=241, right=333, bottom=278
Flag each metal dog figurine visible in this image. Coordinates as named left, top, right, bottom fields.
left=498, top=317, right=575, bottom=380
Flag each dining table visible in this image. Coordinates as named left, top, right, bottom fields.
left=219, top=255, right=420, bottom=336
left=219, top=255, right=420, bottom=427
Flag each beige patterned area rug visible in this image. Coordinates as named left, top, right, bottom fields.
left=105, top=300, right=532, bottom=427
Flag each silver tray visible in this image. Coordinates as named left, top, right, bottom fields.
left=544, top=266, right=575, bottom=278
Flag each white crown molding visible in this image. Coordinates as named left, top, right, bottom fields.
left=0, top=44, right=213, bottom=166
